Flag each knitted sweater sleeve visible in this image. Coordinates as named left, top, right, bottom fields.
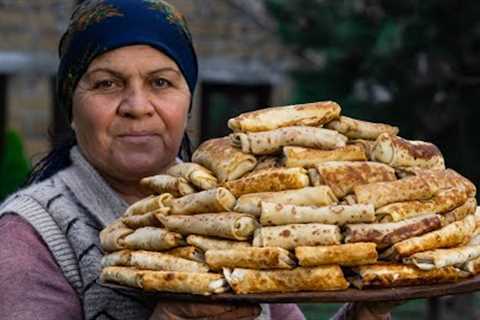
left=0, top=213, right=83, bottom=320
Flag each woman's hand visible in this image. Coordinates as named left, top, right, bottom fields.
left=150, top=301, right=262, bottom=320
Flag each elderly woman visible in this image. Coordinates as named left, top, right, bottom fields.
left=0, top=1, right=393, bottom=320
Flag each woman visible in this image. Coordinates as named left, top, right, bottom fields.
left=0, top=1, right=392, bottom=319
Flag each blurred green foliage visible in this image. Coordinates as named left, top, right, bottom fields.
left=265, top=0, right=480, bottom=189
left=0, top=130, right=30, bottom=201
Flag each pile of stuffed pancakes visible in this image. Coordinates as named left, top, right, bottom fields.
left=99, top=101, right=480, bottom=296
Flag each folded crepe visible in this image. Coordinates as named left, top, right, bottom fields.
left=205, top=247, right=295, bottom=270
left=354, top=175, right=435, bottom=209
left=348, top=139, right=376, bottom=160
left=231, top=126, right=347, bottom=155
left=129, top=250, right=209, bottom=273
left=350, top=263, right=469, bottom=289
left=282, top=145, right=367, bottom=168
left=163, top=246, right=205, bottom=263
left=260, top=202, right=375, bottom=226
left=325, top=116, right=399, bottom=140
left=122, top=227, right=185, bottom=251
left=376, top=187, right=468, bottom=222
left=166, top=162, right=218, bottom=190
left=403, top=245, right=480, bottom=270
left=253, top=224, right=342, bottom=250
left=315, top=161, right=397, bottom=199
left=192, top=137, right=257, bottom=183
left=227, top=100, right=341, bottom=133
left=124, top=194, right=173, bottom=216
left=381, top=215, right=476, bottom=260
left=224, top=167, right=310, bottom=197
left=249, top=156, right=281, bottom=174
left=140, top=175, right=195, bottom=197
left=100, top=220, right=133, bottom=252
left=296, top=243, right=378, bottom=267
left=186, top=234, right=251, bottom=251
left=158, top=213, right=259, bottom=241
left=122, top=209, right=166, bottom=229
left=101, top=250, right=131, bottom=268
left=371, top=133, right=445, bottom=170
left=462, top=257, right=480, bottom=274
left=223, top=266, right=349, bottom=294
left=414, top=169, right=477, bottom=198
left=233, top=186, right=337, bottom=216
left=308, top=168, right=323, bottom=186
left=167, top=187, right=236, bottom=215
left=345, top=214, right=442, bottom=249
left=101, top=266, right=228, bottom=295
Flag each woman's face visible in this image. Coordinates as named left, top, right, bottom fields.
left=72, top=45, right=191, bottom=182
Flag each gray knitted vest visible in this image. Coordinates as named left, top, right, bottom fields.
left=0, top=147, right=154, bottom=319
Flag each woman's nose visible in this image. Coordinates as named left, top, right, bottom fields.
left=118, top=85, right=155, bottom=119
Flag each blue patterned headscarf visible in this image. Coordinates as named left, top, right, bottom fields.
left=57, top=0, right=198, bottom=120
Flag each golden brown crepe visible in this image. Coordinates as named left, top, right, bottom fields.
left=101, top=250, right=131, bottom=268
left=166, top=162, right=218, bottom=190
left=158, top=213, right=259, bottom=241
left=167, top=187, right=236, bottom=215
left=376, top=187, right=469, bottom=222
left=99, top=220, right=133, bottom=252
left=231, top=126, right=348, bottom=155
left=462, top=257, right=480, bottom=274
left=315, top=161, right=397, bottom=198
left=307, top=168, right=323, bottom=186
left=233, top=186, right=337, bottom=217
left=122, top=227, right=185, bottom=251
left=296, top=243, right=378, bottom=267
left=252, top=224, right=342, bottom=250
left=224, top=167, right=310, bottom=197
left=260, top=202, right=375, bottom=226
left=282, top=145, right=367, bottom=168
left=325, top=116, right=399, bottom=140
left=381, top=215, right=476, bottom=260
left=248, top=156, right=281, bottom=175
left=223, top=266, right=349, bottom=294
left=350, top=263, right=469, bottom=289
left=348, top=139, right=376, bottom=160
left=414, top=169, right=477, bottom=198
left=205, top=247, right=295, bottom=270
left=129, top=250, right=209, bottom=273
left=371, top=133, right=445, bottom=170
left=186, top=234, right=251, bottom=251
left=403, top=245, right=480, bottom=270
left=345, top=214, right=442, bottom=249
left=192, top=137, right=257, bottom=183
left=140, top=175, right=195, bottom=197
left=227, top=101, right=341, bottom=133
left=122, top=209, right=168, bottom=229
left=163, top=246, right=205, bottom=263
left=354, top=175, right=435, bottom=209
left=124, top=194, right=173, bottom=216
left=101, top=266, right=228, bottom=295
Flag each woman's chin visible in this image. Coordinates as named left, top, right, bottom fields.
left=115, top=153, right=173, bottom=179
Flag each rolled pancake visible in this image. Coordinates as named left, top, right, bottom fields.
left=233, top=186, right=338, bottom=216
left=371, top=133, right=445, bottom=170
left=345, top=214, right=442, bottom=249
left=129, top=250, right=209, bottom=273
left=158, top=213, right=259, bottom=241
left=381, top=215, right=476, bottom=260
left=283, top=145, right=367, bottom=168
left=260, top=202, right=375, bottom=226
left=140, top=175, right=195, bottom=197
left=99, top=220, right=133, bottom=252
left=224, top=266, right=349, bottom=294
left=124, top=194, right=173, bottom=217
left=166, top=162, right=218, bottom=190
left=224, top=167, right=310, bottom=197
left=249, top=156, right=281, bottom=174
left=227, top=100, right=341, bottom=133
left=316, top=161, right=396, bottom=199
left=308, top=168, right=323, bottom=186
left=192, top=137, right=257, bottom=183
left=186, top=234, right=251, bottom=251
left=296, top=243, right=378, bottom=267
left=462, top=256, right=480, bottom=274
left=164, top=246, right=205, bottom=263
left=168, top=188, right=236, bottom=215
left=348, top=139, right=376, bottom=160
left=414, top=169, right=477, bottom=198
left=101, top=250, right=131, bottom=268
left=205, top=247, right=295, bottom=270
left=403, top=245, right=480, bottom=270
left=376, top=187, right=468, bottom=222
left=100, top=266, right=143, bottom=289
left=350, top=263, right=469, bottom=289
left=122, top=209, right=168, bottom=229
left=253, top=224, right=342, bottom=250
left=325, top=116, right=399, bottom=140
left=354, top=175, right=435, bottom=209
left=231, top=126, right=347, bottom=155
left=123, top=227, right=185, bottom=251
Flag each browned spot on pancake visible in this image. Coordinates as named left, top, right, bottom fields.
left=280, top=230, right=291, bottom=237
left=392, top=136, right=441, bottom=160
left=164, top=273, right=175, bottom=281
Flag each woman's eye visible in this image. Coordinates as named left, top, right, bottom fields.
left=152, top=78, right=170, bottom=89
left=94, top=79, right=117, bottom=90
